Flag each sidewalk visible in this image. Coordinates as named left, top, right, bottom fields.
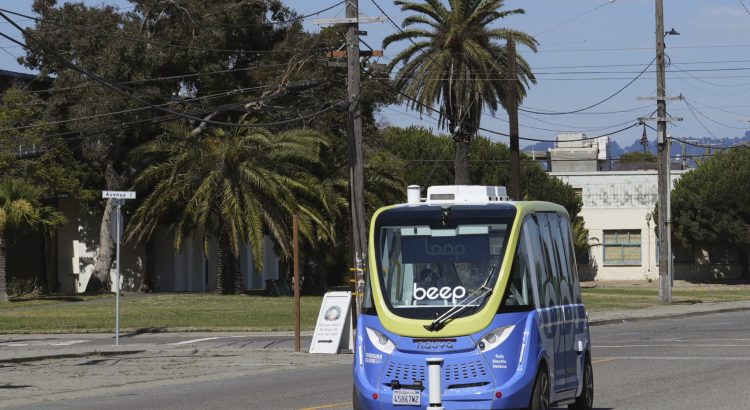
left=588, top=299, right=750, bottom=325
left=3, top=299, right=750, bottom=363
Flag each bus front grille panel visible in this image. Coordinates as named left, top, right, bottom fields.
left=443, top=360, right=489, bottom=383
left=384, top=361, right=426, bottom=383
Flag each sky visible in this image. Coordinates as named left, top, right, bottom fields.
left=1, top=0, right=750, bottom=149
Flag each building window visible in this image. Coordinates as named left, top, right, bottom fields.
left=573, top=187, right=583, bottom=199
left=603, top=230, right=641, bottom=266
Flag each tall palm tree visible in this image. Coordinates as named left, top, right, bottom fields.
left=0, top=178, right=66, bottom=302
left=383, top=0, right=537, bottom=184
left=127, top=124, right=338, bottom=294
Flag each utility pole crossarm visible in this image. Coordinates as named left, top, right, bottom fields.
left=637, top=95, right=684, bottom=101
left=638, top=117, right=683, bottom=123
left=312, top=16, right=386, bottom=25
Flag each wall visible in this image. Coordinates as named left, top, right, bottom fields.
left=552, top=170, right=685, bottom=281
left=56, top=197, right=145, bottom=293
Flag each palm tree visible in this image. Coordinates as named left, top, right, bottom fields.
left=127, top=124, right=338, bottom=294
left=383, top=0, right=537, bottom=184
left=0, top=178, right=66, bottom=302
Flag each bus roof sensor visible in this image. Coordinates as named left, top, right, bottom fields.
left=426, top=186, right=509, bottom=205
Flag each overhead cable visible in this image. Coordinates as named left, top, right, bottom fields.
left=0, top=12, right=344, bottom=129
left=519, top=57, right=656, bottom=115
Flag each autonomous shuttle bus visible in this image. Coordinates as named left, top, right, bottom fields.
left=353, top=185, right=593, bottom=410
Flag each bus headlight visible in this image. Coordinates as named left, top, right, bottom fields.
left=366, top=327, right=396, bottom=354
left=477, top=325, right=515, bottom=352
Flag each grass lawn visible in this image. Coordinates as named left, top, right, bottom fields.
left=0, top=293, right=323, bottom=334
left=581, top=286, right=750, bottom=311
left=1, top=286, right=749, bottom=333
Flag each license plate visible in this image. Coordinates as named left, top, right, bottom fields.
left=392, top=389, right=421, bottom=406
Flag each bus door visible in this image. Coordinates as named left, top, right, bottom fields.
left=534, top=213, right=567, bottom=393
left=548, top=213, right=578, bottom=392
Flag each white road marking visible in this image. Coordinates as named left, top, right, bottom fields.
left=597, top=343, right=750, bottom=348
left=50, top=340, right=89, bottom=346
left=597, top=356, right=750, bottom=361
left=2, top=343, right=29, bottom=347
left=170, top=337, right=222, bottom=345
left=636, top=338, right=750, bottom=342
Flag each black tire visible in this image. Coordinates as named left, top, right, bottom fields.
left=569, top=355, right=594, bottom=410
left=352, top=384, right=360, bottom=410
left=526, top=367, right=551, bottom=410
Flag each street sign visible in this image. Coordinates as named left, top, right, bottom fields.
left=101, top=190, right=135, bottom=346
left=309, top=291, right=353, bottom=354
left=102, top=191, right=136, bottom=199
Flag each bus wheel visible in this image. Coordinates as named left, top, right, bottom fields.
left=527, top=367, right=550, bottom=410
left=569, top=355, right=594, bottom=410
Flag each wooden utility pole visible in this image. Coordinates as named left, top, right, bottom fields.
left=346, top=0, right=368, bottom=314
left=293, top=214, right=300, bottom=352
left=507, top=37, right=521, bottom=201
left=655, top=0, right=672, bottom=303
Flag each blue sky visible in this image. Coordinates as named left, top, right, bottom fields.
left=2, top=0, right=749, bottom=148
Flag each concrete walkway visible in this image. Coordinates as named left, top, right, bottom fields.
left=2, top=299, right=750, bottom=363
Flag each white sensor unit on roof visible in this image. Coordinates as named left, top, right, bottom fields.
left=425, top=185, right=509, bottom=204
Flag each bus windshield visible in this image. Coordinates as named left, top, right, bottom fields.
left=376, top=220, right=512, bottom=320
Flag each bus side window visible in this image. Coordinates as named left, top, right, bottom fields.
left=535, top=213, right=559, bottom=308
left=525, top=215, right=549, bottom=308
left=502, top=221, right=536, bottom=309
left=548, top=213, right=573, bottom=308
left=559, top=216, right=583, bottom=304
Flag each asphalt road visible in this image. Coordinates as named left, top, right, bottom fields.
left=10, top=310, right=750, bottom=410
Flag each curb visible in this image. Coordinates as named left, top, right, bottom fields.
left=589, top=305, right=750, bottom=326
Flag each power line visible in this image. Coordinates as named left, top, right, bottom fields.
left=683, top=100, right=720, bottom=141
left=0, top=78, right=338, bottom=134
left=0, top=60, right=330, bottom=101
left=0, top=6, right=339, bottom=55
left=0, top=13, right=345, bottom=129
left=684, top=98, right=749, bottom=131
left=519, top=57, right=655, bottom=115
left=368, top=71, right=641, bottom=143
left=533, top=0, right=616, bottom=38
left=740, top=0, right=750, bottom=16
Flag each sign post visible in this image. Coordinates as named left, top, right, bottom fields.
left=102, top=191, right=136, bottom=346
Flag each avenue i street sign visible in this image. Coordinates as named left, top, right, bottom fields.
left=102, top=191, right=136, bottom=199
left=101, top=190, right=135, bottom=346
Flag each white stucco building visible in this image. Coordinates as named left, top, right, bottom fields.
left=542, top=132, right=746, bottom=281
left=551, top=170, right=684, bottom=281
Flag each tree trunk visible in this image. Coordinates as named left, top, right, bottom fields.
left=454, top=138, right=471, bottom=185
left=0, top=233, right=8, bottom=302
left=90, top=161, right=126, bottom=292
left=216, top=226, right=241, bottom=294
left=88, top=198, right=115, bottom=292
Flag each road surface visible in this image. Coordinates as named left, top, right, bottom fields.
left=5, top=310, right=750, bottom=409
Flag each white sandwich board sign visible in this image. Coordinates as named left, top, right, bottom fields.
left=309, top=291, right=353, bottom=354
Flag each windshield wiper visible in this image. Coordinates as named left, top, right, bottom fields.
left=424, top=264, right=496, bottom=332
